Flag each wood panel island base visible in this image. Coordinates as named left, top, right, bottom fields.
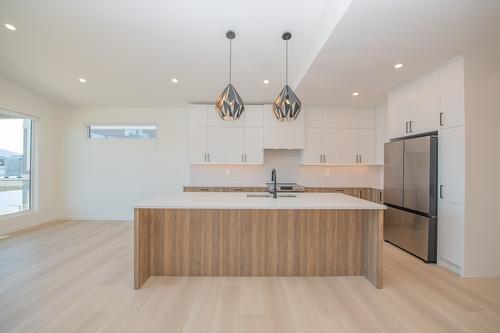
left=134, top=193, right=385, bottom=289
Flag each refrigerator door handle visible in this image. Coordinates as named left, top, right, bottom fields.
left=405, top=122, right=409, bottom=133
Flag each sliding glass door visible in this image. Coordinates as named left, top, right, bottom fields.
left=0, top=111, right=33, bottom=216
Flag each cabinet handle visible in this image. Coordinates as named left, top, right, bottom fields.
left=199, top=188, right=209, bottom=192
left=244, top=154, right=247, bottom=162
left=322, top=154, right=325, bottom=163
left=440, top=112, right=444, bottom=126
left=405, top=122, right=409, bottom=133
left=439, top=185, right=444, bottom=199
left=207, top=153, right=210, bottom=162
left=204, top=153, right=207, bottom=162
left=359, top=155, right=362, bottom=164
left=409, top=121, right=413, bottom=133
left=379, top=191, right=383, bottom=202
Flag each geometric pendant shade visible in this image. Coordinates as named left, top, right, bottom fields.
left=273, top=31, right=302, bottom=121
left=272, top=84, right=302, bottom=121
left=215, top=30, right=245, bottom=120
left=215, top=83, right=245, bottom=120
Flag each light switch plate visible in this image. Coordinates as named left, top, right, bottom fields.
left=225, top=168, right=231, bottom=176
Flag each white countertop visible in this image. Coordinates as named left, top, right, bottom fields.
left=134, top=192, right=386, bottom=210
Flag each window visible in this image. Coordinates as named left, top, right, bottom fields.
left=87, top=124, right=157, bottom=139
left=0, top=111, right=33, bottom=216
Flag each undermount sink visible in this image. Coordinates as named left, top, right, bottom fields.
left=246, top=193, right=297, bottom=198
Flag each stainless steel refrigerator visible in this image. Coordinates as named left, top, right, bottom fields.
left=384, top=135, right=438, bottom=263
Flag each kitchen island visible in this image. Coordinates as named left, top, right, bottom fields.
left=134, top=192, right=386, bottom=289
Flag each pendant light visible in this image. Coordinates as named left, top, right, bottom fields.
left=272, top=32, right=302, bottom=121
left=215, top=30, right=245, bottom=121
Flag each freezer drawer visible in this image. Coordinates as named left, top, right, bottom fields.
left=384, top=206, right=436, bottom=262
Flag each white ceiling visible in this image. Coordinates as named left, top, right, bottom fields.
left=0, top=0, right=499, bottom=108
left=297, top=0, right=500, bottom=107
left=0, top=0, right=351, bottom=107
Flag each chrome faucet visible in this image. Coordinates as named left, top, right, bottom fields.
left=270, top=168, right=277, bottom=199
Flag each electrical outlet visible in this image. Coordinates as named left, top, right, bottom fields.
left=225, top=168, right=231, bottom=176
left=325, top=169, right=330, bottom=177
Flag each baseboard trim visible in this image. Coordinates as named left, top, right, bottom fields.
left=437, top=257, right=462, bottom=276
left=0, top=219, right=67, bottom=238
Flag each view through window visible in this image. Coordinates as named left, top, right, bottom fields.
left=0, top=112, right=33, bottom=216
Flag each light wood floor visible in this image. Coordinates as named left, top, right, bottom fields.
left=0, top=220, right=499, bottom=333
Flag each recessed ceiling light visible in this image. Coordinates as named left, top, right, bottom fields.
left=171, top=78, right=178, bottom=83
left=4, top=23, right=16, bottom=31
left=263, top=79, right=269, bottom=84
left=394, top=63, right=404, bottom=69
left=78, top=78, right=86, bottom=83
left=352, top=92, right=359, bottom=96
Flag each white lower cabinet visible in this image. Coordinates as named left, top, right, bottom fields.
left=438, top=200, right=464, bottom=270
left=438, top=126, right=464, bottom=205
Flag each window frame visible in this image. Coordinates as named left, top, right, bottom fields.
left=85, top=123, right=158, bottom=140
left=0, top=108, right=38, bottom=219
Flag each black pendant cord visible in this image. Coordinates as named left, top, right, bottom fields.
left=285, top=39, right=288, bottom=86
left=229, top=38, right=232, bottom=85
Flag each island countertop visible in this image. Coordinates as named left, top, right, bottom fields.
left=134, top=192, right=386, bottom=210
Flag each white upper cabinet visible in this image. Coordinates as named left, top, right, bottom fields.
left=263, top=104, right=305, bottom=149
left=189, top=126, right=208, bottom=164
left=388, top=70, right=440, bottom=138
left=244, top=127, right=264, bottom=164
left=302, top=108, right=376, bottom=165
left=189, top=105, right=209, bottom=127
left=225, top=127, right=245, bottom=163
left=189, top=105, right=264, bottom=164
left=206, top=127, right=226, bottom=163
left=302, top=128, right=323, bottom=164
left=243, top=105, right=264, bottom=127
left=305, top=108, right=323, bottom=128
left=439, top=58, right=464, bottom=129
left=409, top=71, right=440, bottom=134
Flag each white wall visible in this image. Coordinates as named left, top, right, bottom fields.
left=60, top=108, right=190, bottom=220
left=0, top=77, right=62, bottom=234
left=463, top=56, right=500, bottom=277
left=61, top=107, right=383, bottom=220
left=191, top=150, right=383, bottom=188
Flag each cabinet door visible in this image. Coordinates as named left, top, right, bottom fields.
left=438, top=200, right=464, bottom=269
left=440, top=58, right=464, bottom=129
left=243, top=105, right=264, bottom=127
left=190, top=105, right=208, bottom=127
left=388, top=90, right=411, bottom=139
left=305, top=108, right=323, bottom=128
left=244, top=127, right=263, bottom=164
left=439, top=126, right=464, bottom=205
left=356, top=128, right=376, bottom=164
left=409, top=71, right=440, bottom=135
left=189, top=126, right=207, bottom=163
left=302, top=128, right=323, bottom=164
left=207, top=106, right=227, bottom=127
left=323, top=129, right=346, bottom=164
left=206, top=126, right=226, bottom=163
left=225, top=127, right=245, bottom=163
left=263, top=105, right=305, bottom=149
